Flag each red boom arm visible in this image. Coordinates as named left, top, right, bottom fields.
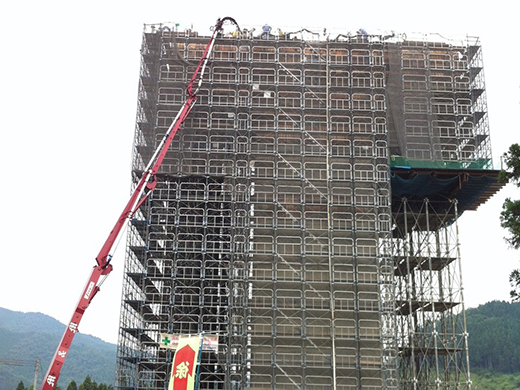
left=41, top=17, right=239, bottom=390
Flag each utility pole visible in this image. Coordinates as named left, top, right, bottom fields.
left=33, top=357, right=40, bottom=390
left=0, top=357, right=40, bottom=389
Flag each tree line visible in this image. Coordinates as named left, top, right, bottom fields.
left=13, top=376, right=113, bottom=390
left=500, top=143, right=520, bottom=300
left=467, top=300, right=520, bottom=373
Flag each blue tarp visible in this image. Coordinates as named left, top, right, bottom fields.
left=391, top=174, right=459, bottom=198
left=391, top=172, right=498, bottom=213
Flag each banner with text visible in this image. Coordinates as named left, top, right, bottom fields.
left=160, top=333, right=218, bottom=353
left=168, top=335, right=202, bottom=390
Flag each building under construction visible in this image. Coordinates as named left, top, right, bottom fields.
left=115, top=21, right=504, bottom=390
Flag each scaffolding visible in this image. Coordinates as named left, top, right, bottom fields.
left=387, top=36, right=501, bottom=390
left=391, top=198, right=469, bottom=389
left=386, top=35, right=492, bottom=169
left=115, top=23, right=502, bottom=390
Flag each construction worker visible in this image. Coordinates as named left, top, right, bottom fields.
left=262, top=24, right=272, bottom=39
left=357, top=28, right=368, bottom=41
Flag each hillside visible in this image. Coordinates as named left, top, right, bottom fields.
left=0, top=308, right=116, bottom=390
left=466, top=300, right=520, bottom=373
left=2, top=301, right=520, bottom=390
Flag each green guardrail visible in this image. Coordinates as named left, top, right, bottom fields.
left=389, top=156, right=494, bottom=170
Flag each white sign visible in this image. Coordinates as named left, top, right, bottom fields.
left=160, top=333, right=219, bottom=352
left=84, top=281, right=95, bottom=299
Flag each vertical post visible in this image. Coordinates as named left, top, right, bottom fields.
left=324, top=37, right=338, bottom=390
left=426, top=199, right=441, bottom=387
left=402, top=198, right=418, bottom=390
left=453, top=200, right=472, bottom=389
left=194, top=334, right=204, bottom=390
left=34, top=357, right=40, bottom=390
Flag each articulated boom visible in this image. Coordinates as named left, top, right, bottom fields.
left=41, top=17, right=240, bottom=390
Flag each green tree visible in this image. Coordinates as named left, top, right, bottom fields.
left=467, top=301, right=520, bottom=372
left=500, top=143, right=520, bottom=300
left=67, top=380, right=78, bottom=390
left=15, top=381, right=26, bottom=390
left=78, top=376, right=98, bottom=390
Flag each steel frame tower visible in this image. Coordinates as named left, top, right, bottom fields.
left=115, top=24, right=502, bottom=390
left=386, top=37, right=502, bottom=389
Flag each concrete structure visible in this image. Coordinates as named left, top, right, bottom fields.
left=115, top=23, right=503, bottom=390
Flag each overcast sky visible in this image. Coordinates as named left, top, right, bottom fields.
left=0, top=0, right=518, bottom=346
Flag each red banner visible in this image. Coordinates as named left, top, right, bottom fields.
left=168, top=336, right=202, bottom=390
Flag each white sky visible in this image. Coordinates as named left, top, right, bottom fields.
left=0, top=0, right=518, bottom=346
